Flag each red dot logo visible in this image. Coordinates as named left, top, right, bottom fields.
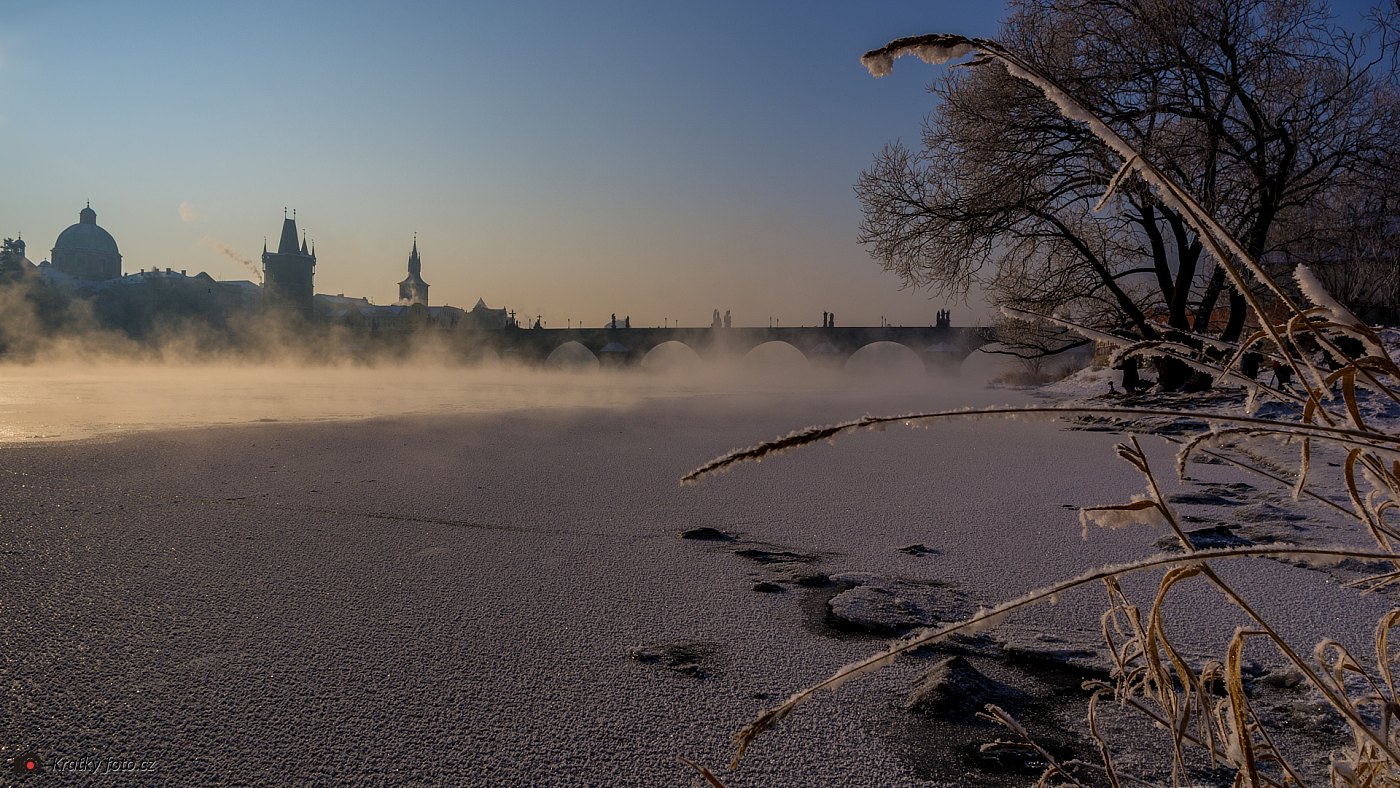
left=11, top=753, right=42, bottom=777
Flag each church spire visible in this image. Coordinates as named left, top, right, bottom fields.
left=407, top=234, right=421, bottom=276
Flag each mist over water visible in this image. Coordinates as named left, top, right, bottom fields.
left=0, top=270, right=1017, bottom=444
left=0, top=352, right=1012, bottom=445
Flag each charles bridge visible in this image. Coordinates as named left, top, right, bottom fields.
left=477, top=324, right=993, bottom=372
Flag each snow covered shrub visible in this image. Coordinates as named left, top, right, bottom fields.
left=684, top=31, right=1400, bottom=787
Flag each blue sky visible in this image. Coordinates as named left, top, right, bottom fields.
left=0, top=0, right=1383, bottom=327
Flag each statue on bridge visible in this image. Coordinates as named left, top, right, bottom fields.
left=712, top=309, right=722, bottom=329
left=723, top=310, right=731, bottom=328
left=936, top=309, right=951, bottom=329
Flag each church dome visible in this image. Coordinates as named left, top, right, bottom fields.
left=51, top=203, right=122, bottom=280
left=54, top=204, right=120, bottom=256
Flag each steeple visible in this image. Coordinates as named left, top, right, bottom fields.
left=407, top=234, right=421, bottom=276
left=300, top=232, right=308, bottom=255
left=398, top=233, right=429, bottom=306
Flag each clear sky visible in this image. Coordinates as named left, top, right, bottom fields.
left=0, top=0, right=1382, bottom=328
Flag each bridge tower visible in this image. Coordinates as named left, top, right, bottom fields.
left=262, top=209, right=316, bottom=316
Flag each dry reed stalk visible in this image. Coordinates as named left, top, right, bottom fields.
left=681, top=31, right=1400, bottom=787
left=678, top=756, right=729, bottom=788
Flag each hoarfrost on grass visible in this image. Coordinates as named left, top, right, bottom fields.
left=860, top=35, right=979, bottom=76
left=1295, top=264, right=1362, bottom=328
left=1079, top=498, right=1166, bottom=538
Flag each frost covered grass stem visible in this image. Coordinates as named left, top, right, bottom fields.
left=688, top=27, right=1400, bottom=786
left=681, top=405, right=1400, bottom=486
left=729, top=544, right=1400, bottom=764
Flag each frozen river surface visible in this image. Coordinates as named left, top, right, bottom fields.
left=2, top=362, right=1376, bottom=785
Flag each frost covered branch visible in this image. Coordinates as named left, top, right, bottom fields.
left=681, top=405, right=1400, bottom=485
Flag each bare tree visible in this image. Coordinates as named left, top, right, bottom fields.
left=1292, top=185, right=1400, bottom=322
left=858, top=0, right=1400, bottom=388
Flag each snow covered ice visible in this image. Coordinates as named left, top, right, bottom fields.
left=3, top=360, right=1395, bottom=785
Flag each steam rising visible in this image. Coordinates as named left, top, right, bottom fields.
left=0, top=353, right=993, bottom=445
left=199, top=237, right=262, bottom=283
left=0, top=276, right=1007, bottom=445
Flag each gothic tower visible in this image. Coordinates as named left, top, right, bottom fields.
left=397, top=236, right=429, bottom=306
left=261, top=209, right=316, bottom=316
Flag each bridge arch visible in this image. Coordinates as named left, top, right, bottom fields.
left=546, top=340, right=599, bottom=368
left=845, top=341, right=924, bottom=377
left=640, top=340, right=702, bottom=371
left=743, top=341, right=810, bottom=370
